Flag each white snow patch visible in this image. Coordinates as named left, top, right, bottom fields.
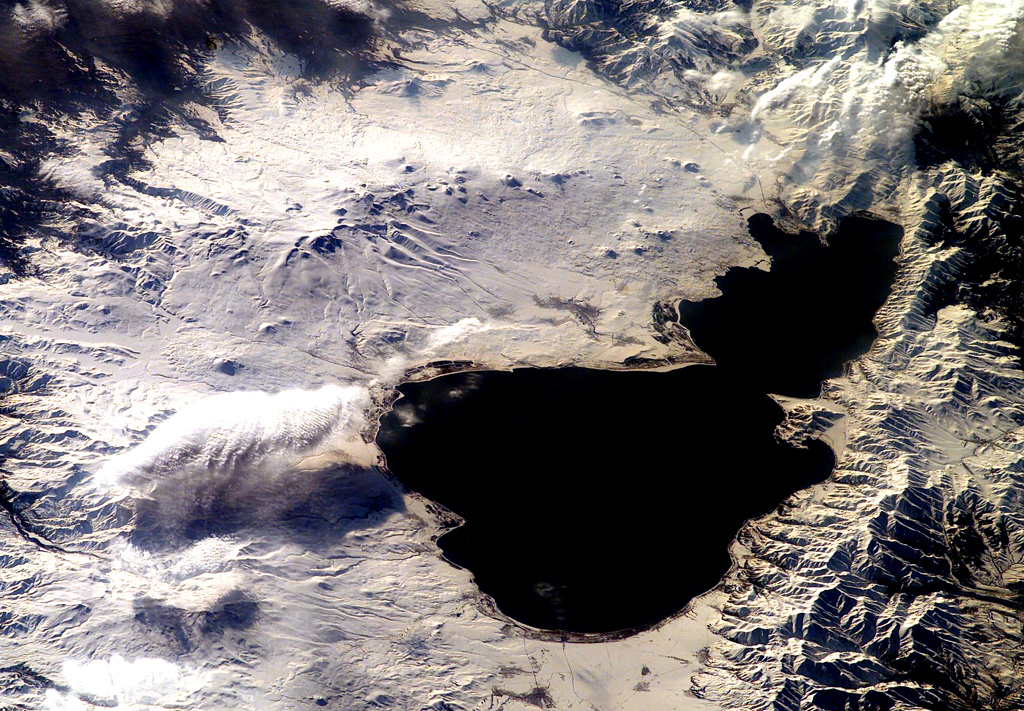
left=659, top=7, right=753, bottom=72
left=11, top=0, right=65, bottom=34
left=427, top=318, right=492, bottom=348
left=97, top=383, right=374, bottom=488
left=46, top=655, right=205, bottom=708
left=37, top=128, right=112, bottom=199
left=740, top=0, right=1024, bottom=225
left=113, top=536, right=244, bottom=581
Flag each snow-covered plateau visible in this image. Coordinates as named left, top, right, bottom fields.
left=2, top=0, right=1024, bottom=708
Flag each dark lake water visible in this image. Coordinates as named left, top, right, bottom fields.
left=377, top=365, right=834, bottom=634
left=376, top=213, right=901, bottom=634
left=677, top=213, right=902, bottom=397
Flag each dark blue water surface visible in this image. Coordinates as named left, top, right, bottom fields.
left=678, top=213, right=902, bottom=397
left=376, top=214, right=901, bottom=634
